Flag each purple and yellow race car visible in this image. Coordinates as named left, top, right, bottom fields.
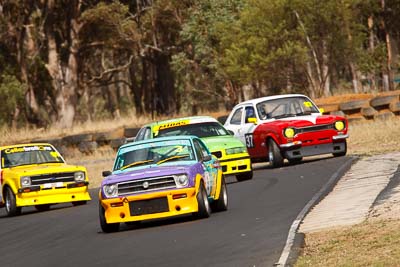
left=99, top=136, right=228, bottom=232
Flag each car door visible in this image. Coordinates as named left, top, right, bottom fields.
left=193, top=139, right=216, bottom=196
left=241, top=105, right=259, bottom=149
left=224, top=107, right=243, bottom=139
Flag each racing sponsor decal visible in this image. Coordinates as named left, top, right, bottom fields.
left=154, top=120, right=189, bottom=136
left=4, top=145, right=53, bottom=154
left=303, top=101, right=313, bottom=108
left=245, top=133, right=255, bottom=148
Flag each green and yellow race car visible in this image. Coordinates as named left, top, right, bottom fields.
left=135, top=116, right=253, bottom=181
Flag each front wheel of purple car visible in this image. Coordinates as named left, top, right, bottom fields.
left=333, top=141, right=347, bottom=157
left=211, top=178, right=228, bottom=212
left=99, top=203, right=120, bottom=233
left=268, top=139, right=284, bottom=168
left=195, top=183, right=211, bottom=219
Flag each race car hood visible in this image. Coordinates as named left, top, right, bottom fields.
left=103, top=164, right=198, bottom=186
left=260, top=114, right=344, bottom=128
left=5, top=163, right=85, bottom=176
left=201, top=135, right=245, bottom=151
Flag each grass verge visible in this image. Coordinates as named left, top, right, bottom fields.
left=295, top=219, right=400, bottom=267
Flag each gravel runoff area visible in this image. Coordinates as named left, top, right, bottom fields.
left=300, top=152, right=400, bottom=233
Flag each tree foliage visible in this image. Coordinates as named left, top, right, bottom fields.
left=0, top=0, right=399, bottom=128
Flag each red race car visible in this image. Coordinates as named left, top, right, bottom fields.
left=224, top=94, right=348, bottom=167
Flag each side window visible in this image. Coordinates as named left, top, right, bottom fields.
left=244, top=106, right=256, bottom=123
left=135, top=127, right=151, bottom=141
left=193, top=140, right=209, bottom=160
left=230, top=108, right=243, bottom=125
left=143, top=128, right=152, bottom=139
left=135, top=128, right=146, bottom=141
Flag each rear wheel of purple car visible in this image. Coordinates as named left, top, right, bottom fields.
left=195, top=183, right=211, bottom=218
left=268, top=139, right=284, bottom=168
left=99, top=203, right=120, bottom=233
left=211, top=178, right=228, bottom=212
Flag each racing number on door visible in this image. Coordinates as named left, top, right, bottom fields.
left=245, top=134, right=254, bottom=148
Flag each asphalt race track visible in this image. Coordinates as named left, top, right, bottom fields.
left=0, top=156, right=351, bottom=267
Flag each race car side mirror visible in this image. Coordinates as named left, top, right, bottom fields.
left=319, top=108, right=325, bottom=114
left=247, top=117, right=257, bottom=124
left=227, top=130, right=234, bottom=135
left=102, top=170, right=112, bottom=177
left=202, top=155, right=212, bottom=162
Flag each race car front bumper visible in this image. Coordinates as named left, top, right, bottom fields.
left=218, top=156, right=252, bottom=176
left=15, top=182, right=91, bottom=206
left=100, top=187, right=200, bottom=224
left=282, top=140, right=347, bottom=159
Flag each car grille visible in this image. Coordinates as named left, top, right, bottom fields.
left=117, top=176, right=176, bottom=195
left=129, top=197, right=169, bottom=216
left=30, top=172, right=75, bottom=185
left=211, top=151, right=222, bottom=158
left=295, top=124, right=334, bottom=134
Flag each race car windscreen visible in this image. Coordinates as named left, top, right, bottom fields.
left=1, top=145, right=64, bottom=168
left=113, top=139, right=196, bottom=171
left=155, top=122, right=230, bottom=138
left=256, top=96, right=320, bottom=120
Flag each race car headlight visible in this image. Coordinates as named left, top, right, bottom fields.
left=174, top=174, right=189, bottom=188
left=334, top=121, right=345, bottom=131
left=103, top=184, right=118, bottom=198
left=284, top=128, right=296, bottom=138
left=20, top=176, right=31, bottom=187
left=74, top=171, right=85, bottom=182
left=225, top=147, right=247, bottom=155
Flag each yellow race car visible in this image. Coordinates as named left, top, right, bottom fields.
left=0, top=143, right=91, bottom=216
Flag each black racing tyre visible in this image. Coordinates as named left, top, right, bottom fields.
left=211, top=178, right=228, bottom=212
left=236, top=171, right=253, bottom=182
left=195, top=183, right=211, bottom=219
left=268, top=139, right=284, bottom=168
left=288, top=157, right=303, bottom=164
left=35, top=204, right=51, bottom=212
left=5, top=187, right=21, bottom=217
left=99, top=203, right=120, bottom=233
left=333, top=141, right=347, bottom=157
left=72, top=201, right=87, bottom=206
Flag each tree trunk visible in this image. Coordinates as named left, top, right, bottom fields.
left=322, top=40, right=330, bottom=97
left=367, top=16, right=376, bottom=92
left=381, top=0, right=394, bottom=91
left=45, top=0, right=81, bottom=128
left=129, top=59, right=144, bottom=115
left=5, top=4, right=42, bottom=125
left=349, top=62, right=360, bottom=94
left=154, top=52, right=176, bottom=115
